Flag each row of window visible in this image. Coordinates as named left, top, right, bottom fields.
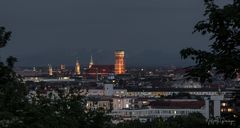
left=111, top=109, right=203, bottom=117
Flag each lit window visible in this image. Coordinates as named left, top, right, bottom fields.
left=222, top=103, right=227, bottom=107
left=228, top=108, right=233, bottom=112
left=174, top=111, right=177, bottom=114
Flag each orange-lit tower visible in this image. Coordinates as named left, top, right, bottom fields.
left=75, top=59, right=81, bottom=75
left=114, top=50, right=125, bottom=74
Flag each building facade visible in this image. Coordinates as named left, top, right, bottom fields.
left=114, top=50, right=125, bottom=75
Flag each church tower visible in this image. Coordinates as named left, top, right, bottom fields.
left=75, top=58, right=81, bottom=75
left=48, top=64, right=53, bottom=76
left=114, top=50, right=125, bottom=74
left=88, top=55, right=94, bottom=69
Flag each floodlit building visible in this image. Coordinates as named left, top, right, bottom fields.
left=86, top=96, right=112, bottom=110
left=75, top=59, right=81, bottom=75
left=112, top=97, right=134, bottom=110
left=110, top=99, right=210, bottom=120
left=114, top=50, right=125, bottom=75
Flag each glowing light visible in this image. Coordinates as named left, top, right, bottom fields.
left=114, top=50, right=125, bottom=74
left=75, top=59, right=81, bottom=75
left=63, top=77, right=69, bottom=80
left=228, top=108, right=233, bottom=112
left=48, top=64, right=53, bottom=76
left=222, top=103, right=227, bottom=107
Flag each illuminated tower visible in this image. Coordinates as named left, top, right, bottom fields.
left=48, top=64, right=53, bottom=76
left=75, top=59, right=81, bottom=75
left=89, top=55, right=94, bottom=69
left=114, top=50, right=125, bottom=74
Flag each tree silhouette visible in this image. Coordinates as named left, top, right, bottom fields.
left=0, top=26, right=112, bottom=128
left=0, top=26, right=27, bottom=128
left=180, top=0, right=240, bottom=127
left=180, top=0, right=240, bottom=82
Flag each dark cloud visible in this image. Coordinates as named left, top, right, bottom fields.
left=0, top=0, right=220, bottom=66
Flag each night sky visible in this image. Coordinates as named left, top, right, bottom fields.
left=0, top=0, right=227, bottom=67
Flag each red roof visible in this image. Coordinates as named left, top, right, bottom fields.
left=86, top=65, right=114, bottom=74
left=149, top=100, right=205, bottom=109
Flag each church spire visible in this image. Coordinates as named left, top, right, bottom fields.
left=88, top=55, right=94, bottom=69
left=75, top=58, right=81, bottom=75
left=48, top=64, right=53, bottom=76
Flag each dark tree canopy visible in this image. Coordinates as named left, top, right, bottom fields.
left=180, top=0, right=240, bottom=82
left=0, top=26, right=112, bottom=128
left=0, top=27, right=27, bottom=128
left=0, top=27, right=11, bottom=48
left=180, top=1, right=240, bottom=126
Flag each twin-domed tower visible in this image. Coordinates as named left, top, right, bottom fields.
left=73, top=50, right=126, bottom=76
left=75, top=56, right=95, bottom=75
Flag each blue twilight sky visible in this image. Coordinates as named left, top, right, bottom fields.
left=0, top=0, right=229, bottom=67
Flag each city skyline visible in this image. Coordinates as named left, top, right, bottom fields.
left=0, top=0, right=228, bottom=66
left=0, top=0, right=239, bottom=127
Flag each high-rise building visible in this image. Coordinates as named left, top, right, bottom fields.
left=114, top=50, right=125, bottom=74
left=75, top=59, right=81, bottom=75
left=89, top=55, right=94, bottom=69
left=48, top=64, right=53, bottom=76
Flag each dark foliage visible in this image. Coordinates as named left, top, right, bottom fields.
left=113, top=113, right=234, bottom=128
left=180, top=0, right=240, bottom=127
left=180, top=0, right=240, bottom=82
left=0, top=26, right=112, bottom=128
